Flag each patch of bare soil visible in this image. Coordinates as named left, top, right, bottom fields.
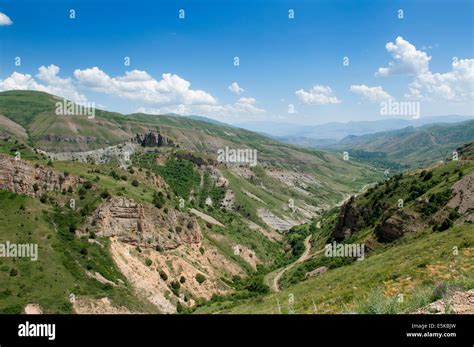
left=72, top=296, right=132, bottom=314
left=246, top=220, right=282, bottom=242
left=242, top=189, right=266, bottom=204
left=230, top=166, right=255, bottom=179
left=110, top=237, right=242, bottom=312
left=232, top=244, right=261, bottom=270
left=24, top=304, right=43, bottom=314
left=266, top=168, right=321, bottom=190
left=257, top=208, right=296, bottom=231
left=110, top=238, right=176, bottom=313
left=0, top=114, right=28, bottom=140
left=190, top=208, right=225, bottom=227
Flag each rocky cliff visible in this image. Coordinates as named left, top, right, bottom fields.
left=332, top=196, right=372, bottom=241
left=80, top=196, right=202, bottom=250
left=134, top=132, right=173, bottom=147
left=0, top=153, right=80, bottom=197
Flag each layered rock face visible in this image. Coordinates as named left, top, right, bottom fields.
left=135, top=132, right=173, bottom=147
left=82, top=197, right=201, bottom=250
left=0, top=154, right=80, bottom=197
left=332, top=196, right=368, bottom=241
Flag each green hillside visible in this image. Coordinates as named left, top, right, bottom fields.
left=327, top=121, right=474, bottom=168
left=0, top=90, right=472, bottom=315
left=195, top=155, right=474, bottom=313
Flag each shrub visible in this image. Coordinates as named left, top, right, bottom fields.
left=170, top=280, right=181, bottom=295
left=100, top=190, right=110, bottom=199
left=159, top=270, right=168, bottom=281
left=109, top=170, right=120, bottom=180
left=145, top=258, right=153, bottom=266
left=39, top=193, right=48, bottom=203
left=131, top=179, right=139, bottom=187
left=180, top=276, right=186, bottom=284
left=153, top=192, right=165, bottom=209
left=422, top=171, right=433, bottom=181
left=195, top=273, right=206, bottom=284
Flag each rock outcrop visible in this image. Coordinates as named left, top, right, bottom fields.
left=175, top=152, right=214, bottom=166
left=332, top=196, right=367, bottom=241
left=0, top=153, right=80, bottom=197
left=447, top=171, right=474, bottom=215
left=81, top=197, right=201, bottom=250
left=135, top=132, right=173, bottom=147
left=305, top=266, right=328, bottom=279
left=374, top=210, right=422, bottom=242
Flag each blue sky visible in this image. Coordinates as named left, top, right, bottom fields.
left=0, top=0, right=473, bottom=125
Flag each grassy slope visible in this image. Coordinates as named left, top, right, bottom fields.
left=0, top=190, right=155, bottom=313
left=197, top=158, right=474, bottom=313
left=0, top=90, right=381, bottom=202
left=201, top=224, right=472, bottom=314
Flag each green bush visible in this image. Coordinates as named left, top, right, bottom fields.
left=153, top=191, right=165, bottom=209
left=159, top=270, right=168, bottom=281
left=195, top=273, right=206, bottom=284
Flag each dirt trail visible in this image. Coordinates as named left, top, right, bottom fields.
left=266, top=235, right=312, bottom=292
left=264, top=181, right=377, bottom=292
left=190, top=208, right=225, bottom=227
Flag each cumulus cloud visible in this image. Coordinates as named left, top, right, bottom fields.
left=376, top=36, right=431, bottom=76
left=0, top=12, right=13, bottom=26
left=1, top=65, right=266, bottom=120
left=295, top=85, right=341, bottom=105
left=228, top=82, right=244, bottom=95
left=135, top=96, right=265, bottom=119
left=74, top=67, right=217, bottom=105
left=407, top=58, right=474, bottom=101
left=350, top=84, right=393, bottom=102
left=376, top=37, right=473, bottom=102
left=0, top=65, right=86, bottom=103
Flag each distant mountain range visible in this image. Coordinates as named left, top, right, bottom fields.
left=325, top=120, right=474, bottom=168
left=236, top=115, right=474, bottom=145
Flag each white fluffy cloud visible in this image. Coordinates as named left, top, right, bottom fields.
left=0, top=64, right=266, bottom=120
left=74, top=67, right=217, bottom=105
left=376, top=36, right=431, bottom=76
left=0, top=12, right=13, bottom=26
left=377, top=36, right=473, bottom=102
left=350, top=84, right=393, bottom=102
left=228, top=82, right=244, bottom=95
left=407, top=58, right=474, bottom=101
left=0, top=65, right=86, bottom=103
left=295, top=85, right=341, bottom=105
left=135, top=96, right=265, bottom=119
